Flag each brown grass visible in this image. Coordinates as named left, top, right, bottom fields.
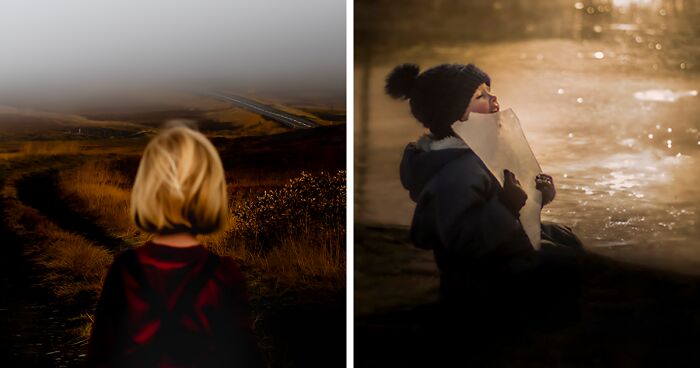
left=38, top=224, right=114, bottom=298
left=0, top=139, right=146, bottom=160
left=239, top=96, right=339, bottom=126
left=0, top=152, right=23, bottom=160
left=0, top=141, right=83, bottom=158
left=260, top=228, right=345, bottom=285
left=57, top=159, right=345, bottom=290
left=202, top=226, right=345, bottom=290
left=22, top=141, right=82, bottom=155
left=2, top=160, right=115, bottom=340
left=204, top=107, right=290, bottom=137
left=57, top=160, right=146, bottom=246
left=3, top=174, right=113, bottom=303
left=268, top=104, right=333, bottom=126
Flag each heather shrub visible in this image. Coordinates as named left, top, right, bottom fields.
left=233, top=170, right=346, bottom=249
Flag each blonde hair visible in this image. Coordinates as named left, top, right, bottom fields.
left=131, top=122, right=227, bottom=235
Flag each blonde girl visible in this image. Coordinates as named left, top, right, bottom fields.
left=87, top=123, right=261, bottom=367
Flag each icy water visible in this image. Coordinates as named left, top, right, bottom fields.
left=355, top=1, right=700, bottom=274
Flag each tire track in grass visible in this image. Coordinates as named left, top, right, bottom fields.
left=10, top=162, right=126, bottom=366
left=15, top=169, right=125, bottom=251
left=1, top=162, right=88, bottom=367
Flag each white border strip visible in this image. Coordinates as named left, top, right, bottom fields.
left=346, top=0, right=354, bottom=365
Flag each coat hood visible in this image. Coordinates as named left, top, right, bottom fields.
left=400, top=136, right=471, bottom=202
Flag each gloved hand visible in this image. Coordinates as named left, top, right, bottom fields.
left=535, top=173, right=556, bottom=207
left=498, top=169, right=528, bottom=218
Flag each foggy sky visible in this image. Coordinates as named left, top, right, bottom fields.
left=0, top=0, right=345, bottom=94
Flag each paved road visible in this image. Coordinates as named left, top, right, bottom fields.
left=207, top=92, right=318, bottom=129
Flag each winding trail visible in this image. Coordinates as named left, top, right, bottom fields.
left=15, top=168, right=124, bottom=250
left=0, top=160, right=92, bottom=367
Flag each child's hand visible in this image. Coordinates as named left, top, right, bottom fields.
left=535, top=173, right=556, bottom=207
left=498, top=169, right=528, bottom=218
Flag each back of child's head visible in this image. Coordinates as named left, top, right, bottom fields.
left=385, top=63, right=491, bottom=139
left=131, top=120, right=227, bottom=235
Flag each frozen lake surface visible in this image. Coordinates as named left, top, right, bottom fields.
left=355, top=1, right=700, bottom=274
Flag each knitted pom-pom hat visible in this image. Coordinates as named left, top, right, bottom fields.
left=385, top=63, right=491, bottom=139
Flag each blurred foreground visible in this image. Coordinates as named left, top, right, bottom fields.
left=356, top=224, right=700, bottom=367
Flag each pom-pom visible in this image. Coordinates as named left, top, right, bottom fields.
left=385, top=63, right=419, bottom=99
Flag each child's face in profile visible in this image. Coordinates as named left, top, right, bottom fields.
left=459, top=83, right=499, bottom=121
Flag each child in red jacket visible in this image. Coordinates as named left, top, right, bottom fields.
left=87, top=122, right=262, bottom=367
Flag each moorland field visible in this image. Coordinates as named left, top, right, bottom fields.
left=0, top=90, right=346, bottom=367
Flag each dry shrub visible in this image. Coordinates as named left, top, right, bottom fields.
left=224, top=171, right=346, bottom=288
left=228, top=171, right=294, bottom=190
left=233, top=171, right=346, bottom=249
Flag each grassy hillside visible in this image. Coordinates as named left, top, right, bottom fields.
left=0, top=100, right=346, bottom=367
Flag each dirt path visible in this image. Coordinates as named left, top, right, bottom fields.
left=0, top=160, right=88, bottom=367
left=15, top=168, right=124, bottom=251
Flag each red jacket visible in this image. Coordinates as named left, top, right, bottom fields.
left=86, top=242, right=262, bottom=367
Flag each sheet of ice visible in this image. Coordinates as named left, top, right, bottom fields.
left=452, top=108, right=543, bottom=249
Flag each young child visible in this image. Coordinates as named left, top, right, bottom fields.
left=86, top=123, right=262, bottom=367
left=386, top=63, right=584, bottom=317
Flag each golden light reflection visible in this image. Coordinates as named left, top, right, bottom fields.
left=612, top=0, right=654, bottom=7
left=634, top=89, right=699, bottom=102
left=592, top=150, right=685, bottom=195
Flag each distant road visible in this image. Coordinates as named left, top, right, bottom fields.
left=207, top=91, right=318, bottom=129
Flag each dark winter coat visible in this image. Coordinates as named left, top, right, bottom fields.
left=400, top=137, right=536, bottom=275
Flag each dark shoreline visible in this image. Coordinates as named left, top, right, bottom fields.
left=355, top=223, right=700, bottom=367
